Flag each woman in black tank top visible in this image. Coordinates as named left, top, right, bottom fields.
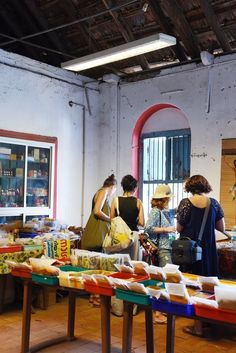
left=110, top=175, right=144, bottom=261
left=110, top=174, right=144, bottom=231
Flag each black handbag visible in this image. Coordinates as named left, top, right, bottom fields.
left=171, top=198, right=210, bottom=265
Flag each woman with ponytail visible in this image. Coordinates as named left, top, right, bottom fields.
left=81, top=174, right=117, bottom=252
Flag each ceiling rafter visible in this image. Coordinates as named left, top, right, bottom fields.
left=159, top=0, right=200, bottom=59
left=23, top=0, right=70, bottom=57
left=148, top=0, right=187, bottom=62
left=102, top=0, right=149, bottom=70
left=0, top=0, right=139, bottom=47
left=0, top=0, right=235, bottom=80
left=198, top=0, right=231, bottom=52
left=0, top=32, right=76, bottom=59
left=61, top=0, right=123, bottom=76
left=0, top=5, right=37, bottom=59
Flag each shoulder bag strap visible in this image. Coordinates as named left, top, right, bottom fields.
left=198, top=198, right=211, bottom=243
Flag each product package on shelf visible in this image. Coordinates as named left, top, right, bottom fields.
left=43, top=239, right=70, bottom=260
left=70, top=249, right=131, bottom=271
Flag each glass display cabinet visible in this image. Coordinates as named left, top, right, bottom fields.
left=0, top=136, right=56, bottom=224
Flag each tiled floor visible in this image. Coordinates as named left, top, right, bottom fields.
left=1, top=292, right=236, bottom=353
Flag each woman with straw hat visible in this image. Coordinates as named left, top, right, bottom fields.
left=144, top=184, right=176, bottom=267
left=144, top=184, right=176, bottom=323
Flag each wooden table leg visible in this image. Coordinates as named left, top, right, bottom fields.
left=21, top=279, right=32, bottom=353
left=0, top=274, right=7, bottom=314
left=67, top=290, right=77, bottom=340
left=145, top=307, right=154, bottom=353
left=100, top=295, right=111, bottom=353
left=122, top=301, right=134, bottom=353
left=166, top=314, right=175, bottom=353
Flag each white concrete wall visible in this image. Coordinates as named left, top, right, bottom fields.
left=0, top=49, right=100, bottom=226
left=99, top=54, right=236, bottom=201
left=1, top=48, right=236, bottom=226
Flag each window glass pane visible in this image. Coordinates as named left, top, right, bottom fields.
left=0, top=143, right=25, bottom=207
left=141, top=130, right=190, bottom=219
left=0, top=215, right=22, bottom=225
left=27, top=147, right=50, bottom=207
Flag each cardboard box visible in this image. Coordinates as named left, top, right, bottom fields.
left=0, top=147, right=11, bottom=154
left=35, top=287, right=57, bottom=309
left=16, top=168, right=24, bottom=177
left=34, top=149, right=40, bottom=161
left=10, top=154, right=17, bottom=160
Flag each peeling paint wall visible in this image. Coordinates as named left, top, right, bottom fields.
left=0, top=49, right=100, bottom=225
left=99, top=54, right=236, bottom=200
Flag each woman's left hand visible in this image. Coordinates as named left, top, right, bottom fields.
left=164, top=226, right=176, bottom=233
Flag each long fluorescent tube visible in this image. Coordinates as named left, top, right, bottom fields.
left=61, top=33, right=176, bottom=71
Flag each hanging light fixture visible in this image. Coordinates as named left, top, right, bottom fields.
left=61, top=33, right=176, bottom=72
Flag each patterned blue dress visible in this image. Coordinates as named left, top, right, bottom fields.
left=144, top=207, right=176, bottom=267
left=177, top=197, right=224, bottom=276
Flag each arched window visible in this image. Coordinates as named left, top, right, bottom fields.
left=132, top=104, right=191, bottom=217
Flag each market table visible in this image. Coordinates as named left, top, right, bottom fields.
left=164, top=310, right=236, bottom=353
left=20, top=278, right=112, bottom=353
left=0, top=248, right=43, bottom=313
left=0, top=248, right=43, bottom=275
left=122, top=301, right=154, bottom=353
left=121, top=275, right=236, bottom=353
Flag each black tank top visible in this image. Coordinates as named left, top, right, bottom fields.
left=118, top=196, right=139, bottom=231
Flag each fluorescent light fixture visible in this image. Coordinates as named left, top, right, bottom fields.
left=61, top=33, right=176, bottom=71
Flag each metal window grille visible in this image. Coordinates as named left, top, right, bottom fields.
left=141, top=129, right=191, bottom=218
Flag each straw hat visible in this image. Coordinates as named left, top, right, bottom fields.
left=152, top=184, right=173, bottom=199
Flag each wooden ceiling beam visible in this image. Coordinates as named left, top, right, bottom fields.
left=198, top=0, right=231, bottom=52
left=159, top=0, right=200, bottom=59
left=148, top=0, right=187, bottom=62
left=101, top=0, right=149, bottom=70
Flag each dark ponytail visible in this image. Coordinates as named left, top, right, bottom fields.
left=103, top=174, right=117, bottom=187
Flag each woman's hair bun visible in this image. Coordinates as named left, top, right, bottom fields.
left=103, top=174, right=117, bottom=187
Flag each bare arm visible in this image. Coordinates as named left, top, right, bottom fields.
left=176, top=222, right=183, bottom=234
left=93, top=189, right=110, bottom=223
left=110, top=197, right=117, bottom=219
left=137, top=199, right=145, bottom=227
left=216, top=218, right=225, bottom=233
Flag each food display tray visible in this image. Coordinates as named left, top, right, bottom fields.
left=84, top=282, right=115, bottom=296
left=11, top=268, right=32, bottom=279
left=23, top=245, right=43, bottom=251
left=194, top=305, right=236, bottom=324
left=32, top=273, right=59, bottom=286
left=0, top=245, right=23, bottom=253
left=109, top=272, right=149, bottom=282
left=115, top=279, right=163, bottom=306
left=151, top=297, right=195, bottom=317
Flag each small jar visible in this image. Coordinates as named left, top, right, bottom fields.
left=231, top=236, right=236, bottom=248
